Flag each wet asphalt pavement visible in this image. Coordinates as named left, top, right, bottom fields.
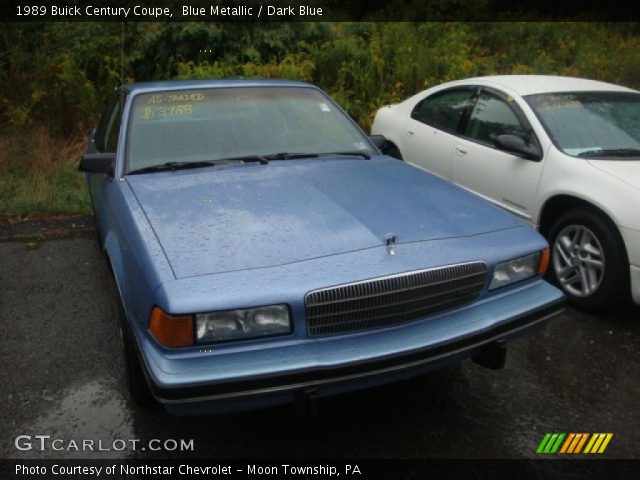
left=1, top=225, right=639, bottom=460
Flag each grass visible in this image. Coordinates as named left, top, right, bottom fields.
left=0, top=128, right=91, bottom=218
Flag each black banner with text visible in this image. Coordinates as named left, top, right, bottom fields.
left=3, top=459, right=639, bottom=480
left=1, top=0, right=640, bottom=22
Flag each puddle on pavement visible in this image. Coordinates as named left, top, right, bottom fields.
left=13, top=380, right=135, bottom=459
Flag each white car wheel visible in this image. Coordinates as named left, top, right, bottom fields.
left=548, top=208, right=629, bottom=310
left=553, top=224, right=605, bottom=298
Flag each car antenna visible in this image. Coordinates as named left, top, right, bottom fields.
left=120, top=21, right=125, bottom=109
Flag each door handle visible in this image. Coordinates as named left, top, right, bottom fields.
left=455, top=146, right=467, bottom=156
left=407, top=130, right=415, bottom=136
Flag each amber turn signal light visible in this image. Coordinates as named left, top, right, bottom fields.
left=538, top=248, right=550, bottom=276
left=149, top=307, right=194, bottom=347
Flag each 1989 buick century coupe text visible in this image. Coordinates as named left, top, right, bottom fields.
left=79, top=80, right=564, bottom=415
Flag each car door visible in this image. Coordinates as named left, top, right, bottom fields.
left=89, top=93, right=125, bottom=235
left=451, top=88, right=544, bottom=222
left=403, top=87, right=476, bottom=180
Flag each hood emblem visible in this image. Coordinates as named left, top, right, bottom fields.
left=384, top=233, right=398, bottom=256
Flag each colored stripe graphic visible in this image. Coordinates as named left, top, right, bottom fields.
left=538, top=433, right=613, bottom=454
left=584, top=434, right=599, bottom=453
left=574, top=433, right=589, bottom=453
left=598, top=433, right=614, bottom=453
left=567, top=433, right=584, bottom=453
left=584, top=433, right=614, bottom=454
left=537, top=433, right=565, bottom=453
left=559, top=433, right=575, bottom=453
left=550, top=433, right=565, bottom=453
left=536, top=434, right=551, bottom=453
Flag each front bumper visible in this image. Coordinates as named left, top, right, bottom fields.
left=620, top=226, right=640, bottom=305
left=630, top=265, right=640, bottom=306
left=137, top=280, right=564, bottom=415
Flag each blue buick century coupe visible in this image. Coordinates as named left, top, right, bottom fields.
left=80, top=79, right=564, bottom=415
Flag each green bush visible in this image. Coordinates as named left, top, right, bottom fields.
left=3, top=21, right=640, bottom=215
left=176, top=53, right=316, bottom=82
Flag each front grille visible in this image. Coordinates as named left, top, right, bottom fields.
left=305, top=262, right=487, bottom=336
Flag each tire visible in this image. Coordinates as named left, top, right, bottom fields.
left=117, top=297, right=156, bottom=406
left=547, top=208, right=629, bottom=311
left=382, top=143, right=403, bottom=160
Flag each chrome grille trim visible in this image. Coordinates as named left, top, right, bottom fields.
left=305, top=262, right=487, bottom=336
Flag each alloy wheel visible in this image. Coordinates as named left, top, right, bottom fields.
left=552, top=224, right=605, bottom=298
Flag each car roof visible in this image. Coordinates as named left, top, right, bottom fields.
left=123, top=78, right=314, bottom=93
left=444, top=75, right=638, bottom=96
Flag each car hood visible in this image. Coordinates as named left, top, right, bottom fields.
left=126, top=157, right=520, bottom=278
left=587, top=159, right=640, bottom=191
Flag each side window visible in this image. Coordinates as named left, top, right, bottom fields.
left=104, top=98, right=124, bottom=152
left=465, top=91, right=529, bottom=145
left=96, top=95, right=125, bottom=152
left=411, top=89, right=475, bottom=133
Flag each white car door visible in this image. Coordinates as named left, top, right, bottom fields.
left=402, top=87, right=477, bottom=180
left=451, top=89, right=545, bottom=222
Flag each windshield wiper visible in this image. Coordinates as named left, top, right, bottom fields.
left=128, top=160, right=219, bottom=175
left=263, top=151, right=370, bottom=160
left=127, top=155, right=268, bottom=175
left=577, top=148, right=640, bottom=158
left=217, top=155, right=269, bottom=165
left=263, top=152, right=319, bottom=160
left=318, top=151, right=371, bottom=159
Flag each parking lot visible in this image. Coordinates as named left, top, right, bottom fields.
left=1, top=218, right=639, bottom=460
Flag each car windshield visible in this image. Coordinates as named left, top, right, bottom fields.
left=525, top=91, right=640, bottom=158
left=126, top=86, right=374, bottom=173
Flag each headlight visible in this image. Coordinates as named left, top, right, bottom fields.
left=490, top=250, right=549, bottom=290
left=196, top=305, right=291, bottom=343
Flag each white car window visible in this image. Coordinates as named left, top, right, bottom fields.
left=411, top=89, right=475, bottom=133
left=466, top=92, right=528, bottom=145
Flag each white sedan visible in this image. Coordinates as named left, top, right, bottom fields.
left=372, top=75, right=640, bottom=309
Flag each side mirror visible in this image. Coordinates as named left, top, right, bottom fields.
left=495, top=134, right=541, bottom=161
left=369, top=135, right=387, bottom=149
left=79, top=153, right=116, bottom=176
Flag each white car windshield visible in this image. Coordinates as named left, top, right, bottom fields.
left=126, top=86, right=374, bottom=173
left=525, top=91, right=640, bottom=158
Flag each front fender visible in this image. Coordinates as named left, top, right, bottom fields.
left=104, top=232, right=128, bottom=308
